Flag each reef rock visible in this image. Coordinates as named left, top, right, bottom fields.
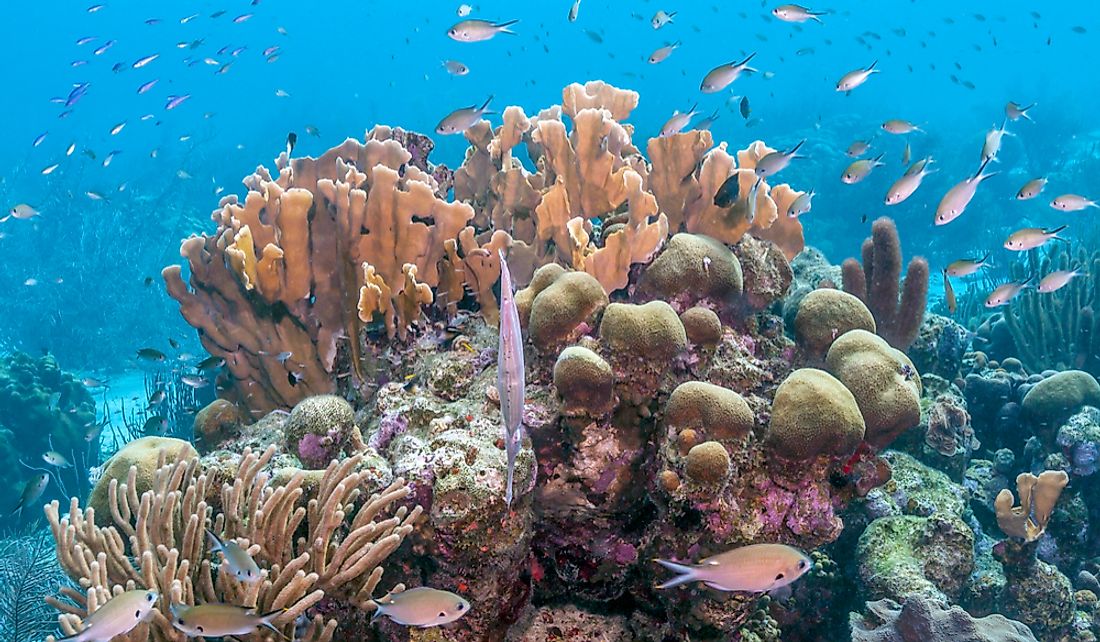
left=766, top=368, right=865, bottom=461
left=1021, top=370, right=1100, bottom=428
left=794, top=289, right=876, bottom=359
left=850, top=595, right=1038, bottom=642
left=284, top=394, right=356, bottom=469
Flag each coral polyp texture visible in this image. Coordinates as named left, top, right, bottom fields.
left=139, top=82, right=943, bottom=641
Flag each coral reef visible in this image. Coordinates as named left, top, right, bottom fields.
left=841, top=217, right=930, bottom=350
left=0, top=352, right=96, bottom=514
left=793, top=288, right=876, bottom=360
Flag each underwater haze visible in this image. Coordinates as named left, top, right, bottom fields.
left=1, top=0, right=1100, bottom=641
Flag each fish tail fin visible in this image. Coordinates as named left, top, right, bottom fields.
left=495, top=19, right=519, bottom=34
left=205, top=528, right=223, bottom=552
left=979, top=251, right=992, bottom=264
left=740, top=51, right=757, bottom=66
left=654, top=559, right=697, bottom=589
left=504, top=432, right=519, bottom=506
left=789, top=139, right=806, bottom=156
left=868, top=59, right=878, bottom=71
left=709, top=108, right=720, bottom=119
left=479, top=95, right=494, bottom=112
left=0, top=216, right=9, bottom=223
left=259, top=608, right=290, bottom=639
left=688, top=102, right=698, bottom=115
left=810, top=14, right=824, bottom=23
left=672, top=40, right=682, bottom=47
left=1089, top=200, right=1100, bottom=209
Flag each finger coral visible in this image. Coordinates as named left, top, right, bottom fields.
left=44, top=445, right=421, bottom=642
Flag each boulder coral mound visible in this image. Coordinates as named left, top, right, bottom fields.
left=794, top=288, right=876, bottom=358
left=525, top=268, right=610, bottom=352
left=826, top=329, right=922, bottom=449
left=87, top=436, right=198, bottom=525
left=766, top=368, right=866, bottom=461
left=679, top=306, right=723, bottom=348
left=850, top=595, right=1038, bottom=642
left=598, top=301, right=687, bottom=362
left=284, top=394, right=356, bottom=469
left=665, top=381, right=754, bottom=442
left=1020, top=369, right=1100, bottom=426
left=553, top=346, right=616, bottom=416
left=640, top=232, right=743, bottom=308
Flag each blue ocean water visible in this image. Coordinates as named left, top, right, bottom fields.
left=1, top=0, right=1097, bottom=366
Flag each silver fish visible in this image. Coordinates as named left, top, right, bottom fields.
left=436, top=96, right=493, bottom=134
left=755, top=140, right=805, bottom=177
left=885, top=156, right=935, bottom=205
left=881, top=119, right=921, bottom=134
left=985, top=277, right=1033, bottom=307
left=1004, top=224, right=1066, bottom=251
left=648, top=41, right=680, bottom=64
left=660, top=103, right=698, bottom=137
left=1050, top=194, right=1099, bottom=211
left=207, top=530, right=261, bottom=583
left=786, top=189, right=815, bottom=218
left=44, top=450, right=72, bottom=468
left=1005, top=100, right=1035, bottom=122
left=371, top=587, right=471, bottom=627
left=841, top=153, right=885, bottom=184
left=1038, top=269, right=1085, bottom=293
left=656, top=543, right=812, bottom=592
left=568, top=0, right=581, bottom=22
left=836, top=60, right=879, bottom=92
left=59, top=590, right=160, bottom=642
left=496, top=250, right=525, bottom=506
left=981, top=121, right=1013, bottom=164
left=447, top=19, right=518, bottom=42
left=772, top=4, right=828, bottom=23
left=170, top=603, right=283, bottom=637
left=1015, top=177, right=1046, bottom=200
left=701, top=53, right=757, bottom=93
left=945, top=253, right=991, bottom=277
left=442, top=60, right=469, bottom=76
left=935, top=157, right=997, bottom=225
left=11, top=473, right=49, bottom=517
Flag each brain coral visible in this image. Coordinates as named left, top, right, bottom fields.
left=766, top=368, right=866, bottom=461
left=679, top=306, right=723, bottom=348
left=665, top=381, right=754, bottom=442
left=640, top=233, right=743, bottom=306
left=527, top=270, right=610, bottom=352
left=794, top=288, right=877, bottom=358
left=826, top=329, right=921, bottom=450
left=88, top=437, right=198, bottom=524
left=598, top=301, right=687, bottom=362
left=284, top=394, right=355, bottom=468
left=553, top=346, right=616, bottom=416
left=684, top=441, right=732, bottom=486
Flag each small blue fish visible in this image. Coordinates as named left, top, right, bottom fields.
left=75, top=36, right=97, bottom=45
left=165, top=94, right=191, bottom=110
left=87, top=3, right=105, bottom=12
left=137, top=79, right=158, bottom=94
left=93, top=39, right=116, bottom=56
left=496, top=250, right=526, bottom=506
left=133, top=53, right=159, bottom=68
left=32, top=132, right=47, bottom=147
left=233, top=13, right=253, bottom=23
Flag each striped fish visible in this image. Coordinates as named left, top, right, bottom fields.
left=496, top=250, right=525, bottom=506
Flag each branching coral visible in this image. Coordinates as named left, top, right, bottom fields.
left=44, top=446, right=420, bottom=642
left=842, top=217, right=929, bottom=350
left=994, top=469, right=1068, bottom=542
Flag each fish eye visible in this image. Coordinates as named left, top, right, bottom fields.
left=457, top=603, right=466, bottom=610
left=798, top=560, right=807, bottom=569
left=147, top=594, right=155, bottom=601
left=177, top=619, right=185, bottom=625
left=197, top=626, right=204, bottom=633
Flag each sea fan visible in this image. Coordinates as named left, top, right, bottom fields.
left=0, top=527, right=70, bottom=642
